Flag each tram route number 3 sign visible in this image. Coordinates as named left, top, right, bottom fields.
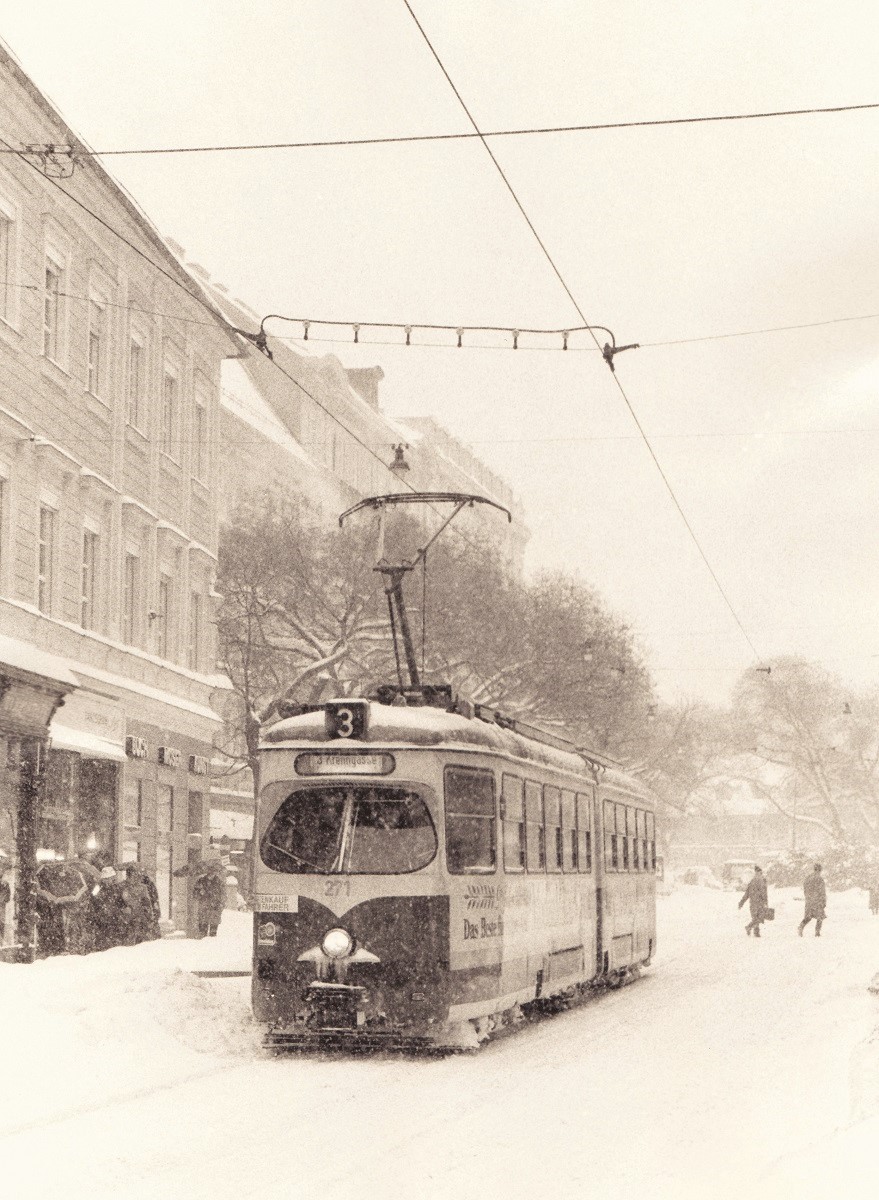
left=325, top=700, right=369, bottom=740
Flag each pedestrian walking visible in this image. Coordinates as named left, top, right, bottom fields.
left=120, top=866, right=155, bottom=944
left=91, top=866, right=128, bottom=950
left=868, top=873, right=879, bottom=917
left=192, top=864, right=225, bottom=938
left=798, top=863, right=827, bottom=936
left=738, top=865, right=769, bottom=937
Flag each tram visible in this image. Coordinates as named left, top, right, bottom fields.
left=251, top=684, right=657, bottom=1049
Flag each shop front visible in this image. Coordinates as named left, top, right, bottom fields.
left=0, top=633, right=77, bottom=961
left=121, top=719, right=213, bottom=934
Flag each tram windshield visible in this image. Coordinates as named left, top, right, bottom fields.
left=260, top=786, right=437, bottom=875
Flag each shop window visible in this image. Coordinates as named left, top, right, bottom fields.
left=525, top=781, right=545, bottom=872
left=501, top=774, right=525, bottom=873
left=156, top=783, right=173, bottom=835
left=445, top=766, right=496, bottom=874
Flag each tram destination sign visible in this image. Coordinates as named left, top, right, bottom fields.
left=294, top=751, right=395, bottom=776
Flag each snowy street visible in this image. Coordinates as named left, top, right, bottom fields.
left=3, top=888, right=878, bottom=1200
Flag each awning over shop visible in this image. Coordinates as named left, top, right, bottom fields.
left=48, top=721, right=126, bottom=762
left=0, top=633, right=78, bottom=689
left=0, top=628, right=79, bottom=686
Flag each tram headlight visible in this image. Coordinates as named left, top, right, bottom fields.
left=322, top=927, right=354, bottom=959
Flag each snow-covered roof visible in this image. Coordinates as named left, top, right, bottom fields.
left=262, top=699, right=651, bottom=800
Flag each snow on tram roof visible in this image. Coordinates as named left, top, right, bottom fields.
left=261, top=700, right=651, bottom=799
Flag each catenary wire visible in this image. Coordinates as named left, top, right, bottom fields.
left=2, top=137, right=487, bottom=555
left=402, top=0, right=764, bottom=665
left=11, top=101, right=879, bottom=157
left=5, top=280, right=879, bottom=351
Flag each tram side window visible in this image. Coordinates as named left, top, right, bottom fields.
left=525, top=781, right=545, bottom=872
left=561, top=790, right=576, bottom=871
left=604, top=800, right=617, bottom=871
left=627, top=807, right=638, bottom=871
left=445, top=767, right=496, bottom=874
left=635, top=809, right=645, bottom=872
left=576, top=792, right=592, bottom=872
left=617, top=803, right=629, bottom=871
left=545, top=786, right=562, bottom=873
left=646, top=810, right=657, bottom=870
left=501, top=774, right=526, bottom=873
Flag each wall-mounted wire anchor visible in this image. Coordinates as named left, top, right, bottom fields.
left=512, top=330, right=520, bottom=349
left=404, top=325, right=412, bottom=346
left=23, top=143, right=77, bottom=178
left=456, top=328, right=464, bottom=347
left=302, top=321, right=310, bottom=341
left=602, top=341, right=640, bottom=373
left=562, top=332, right=569, bottom=350
left=353, top=324, right=361, bottom=343
left=235, top=326, right=273, bottom=359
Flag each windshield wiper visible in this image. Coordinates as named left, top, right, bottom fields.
left=266, top=842, right=325, bottom=872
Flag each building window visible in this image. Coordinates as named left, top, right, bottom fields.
left=187, top=591, right=202, bottom=670
left=157, top=573, right=172, bottom=659
left=192, top=395, right=207, bottom=480
left=122, top=552, right=139, bottom=645
left=161, top=366, right=179, bottom=457
left=37, top=505, right=55, bottom=614
left=0, top=208, right=14, bottom=324
left=81, top=529, right=98, bottom=629
left=127, top=336, right=144, bottom=428
left=0, top=476, right=6, bottom=580
left=43, top=256, right=63, bottom=362
left=87, top=299, right=106, bottom=396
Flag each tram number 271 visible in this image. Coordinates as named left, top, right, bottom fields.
left=324, top=700, right=369, bottom=740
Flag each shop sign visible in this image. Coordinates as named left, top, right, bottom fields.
left=188, top=754, right=209, bottom=775
left=126, top=736, right=148, bottom=759
left=158, top=746, right=182, bottom=768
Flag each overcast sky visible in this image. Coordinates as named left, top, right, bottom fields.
left=3, top=1, right=877, bottom=704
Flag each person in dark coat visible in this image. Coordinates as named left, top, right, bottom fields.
left=120, top=866, right=156, bottom=945
left=91, top=866, right=129, bottom=950
left=738, top=865, right=769, bottom=936
left=867, top=872, right=879, bottom=916
left=192, top=866, right=225, bottom=937
left=799, top=862, right=827, bottom=936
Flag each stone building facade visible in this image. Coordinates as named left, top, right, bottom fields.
left=0, top=45, right=237, bottom=946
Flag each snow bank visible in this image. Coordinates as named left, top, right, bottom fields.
left=0, top=912, right=260, bottom=1137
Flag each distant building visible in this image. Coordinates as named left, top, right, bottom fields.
left=0, top=45, right=238, bottom=945
left=179, top=273, right=530, bottom=840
